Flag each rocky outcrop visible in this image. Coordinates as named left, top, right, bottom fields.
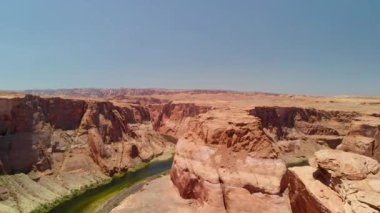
left=0, top=95, right=161, bottom=175
left=289, top=149, right=380, bottom=213
left=0, top=95, right=175, bottom=212
left=170, top=109, right=291, bottom=212
left=338, top=136, right=375, bottom=158
left=152, top=102, right=211, bottom=137
left=337, top=123, right=380, bottom=162
left=249, top=107, right=357, bottom=139
left=313, top=150, right=379, bottom=180
left=249, top=106, right=380, bottom=165
left=2, top=92, right=380, bottom=213
left=288, top=166, right=345, bottom=213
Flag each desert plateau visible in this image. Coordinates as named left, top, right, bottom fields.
left=0, top=89, right=379, bottom=213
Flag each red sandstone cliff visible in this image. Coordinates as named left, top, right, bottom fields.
left=0, top=95, right=164, bottom=176
left=0, top=95, right=175, bottom=212
left=168, top=106, right=380, bottom=213
left=2, top=93, right=380, bottom=213
left=250, top=106, right=380, bottom=163
left=151, top=101, right=211, bottom=137
left=170, top=109, right=291, bottom=212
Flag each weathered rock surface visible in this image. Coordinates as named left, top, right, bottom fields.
left=249, top=107, right=356, bottom=139
left=2, top=90, right=380, bottom=213
left=152, top=101, right=211, bottom=137
left=289, top=150, right=380, bottom=213
left=0, top=95, right=166, bottom=175
left=337, top=123, right=380, bottom=161
left=250, top=106, right=380, bottom=164
left=288, top=166, right=345, bottom=213
left=0, top=95, right=175, bottom=212
left=338, top=136, right=375, bottom=158
left=313, top=149, right=379, bottom=180
left=166, top=106, right=380, bottom=213
left=170, top=109, right=291, bottom=212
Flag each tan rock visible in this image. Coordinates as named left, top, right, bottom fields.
left=225, top=188, right=291, bottom=213
left=314, top=149, right=380, bottom=180
left=356, top=190, right=380, bottom=211
left=249, top=106, right=356, bottom=140
left=152, top=102, right=211, bottom=137
left=341, top=123, right=380, bottom=162
left=305, top=149, right=380, bottom=213
left=170, top=109, right=290, bottom=212
left=347, top=123, right=378, bottom=138
left=1, top=89, right=380, bottom=213
left=288, top=166, right=345, bottom=213
left=0, top=187, right=9, bottom=201
left=337, top=135, right=375, bottom=157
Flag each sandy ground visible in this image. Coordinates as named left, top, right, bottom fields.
left=111, top=175, right=199, bottom=213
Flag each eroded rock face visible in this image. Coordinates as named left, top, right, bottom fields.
left=170, top=109, right=291, bottom=212
left=164, top=106, right=380, bottom=213
left=288, top=166, right=345, bottom=213
left=313, top=149, right=379, bottom=180
left=289, top=150, right=380, bottom=213
left=0, top=95, right=164, bottom=175
left=249, top=107, right=356, bottom=139
left=0, top=95, right=176, bottom=212
left=337, top=123, right=380, bottom=162
left=152, top=102, right=211, bottom=137
left=338, top=136, right=375, bottom=157
left=250, top=106, right=380, bottom=164
left=2, top=92, right=380, bottom=213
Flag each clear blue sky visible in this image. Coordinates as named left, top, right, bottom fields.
left=1, top=0, right=379, bottom=96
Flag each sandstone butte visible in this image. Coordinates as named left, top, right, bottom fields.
left=0, top=89, right=380, bottom=213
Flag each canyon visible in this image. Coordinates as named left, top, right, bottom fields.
left=1, top=89, right=380, bottom=213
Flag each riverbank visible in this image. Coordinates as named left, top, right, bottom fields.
left=48, top=151, right=174, bottom=213
left=98, top=171, right=168, bottom=213
left=98, top=152, right=175, bottom=212
left=31, top=177, right=110, bottom=213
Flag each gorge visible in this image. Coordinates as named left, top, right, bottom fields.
left=1, top=89, right=379, bottom=213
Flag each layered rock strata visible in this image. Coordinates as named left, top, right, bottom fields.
left=152, top=101, right=211, bottom=137
left=2, top=92, right=380, bottom=213
left=170, top=109, right=291, bottom=212
left=168, top=106, right=380, bottom=213
left=0, top=95, right=181, bottom=212
left=250, top=107, right=380, bottom=163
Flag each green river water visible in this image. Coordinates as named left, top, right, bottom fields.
left=49, top=158, right=173, bottom=213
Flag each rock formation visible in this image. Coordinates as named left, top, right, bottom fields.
left=337, top=123, right=380, bottom=162
left=250, top=106, right=380, bottom=164
left=289, top=149, right=380, bottom=213
left=170, top=109, right=291, bottom=212
left=167, top=106, right=380, bottom=213
left=1, top=90, right=380, bottom=213
left=0, top=95, right=176, bottom=212
left=152, top=101, right=211, bottom=137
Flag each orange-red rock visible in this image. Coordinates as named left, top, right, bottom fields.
left=170, top=109, right=290, bottom=212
